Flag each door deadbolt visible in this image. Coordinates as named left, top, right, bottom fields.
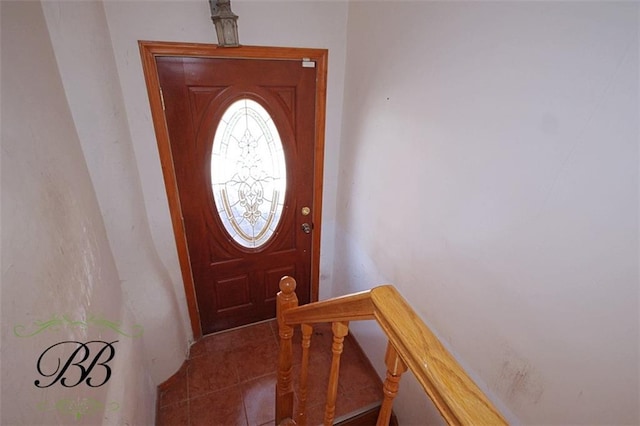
left=301, top=223, right=312, bottom=234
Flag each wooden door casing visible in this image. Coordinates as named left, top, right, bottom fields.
left=139, top=42, right=328, bottom=338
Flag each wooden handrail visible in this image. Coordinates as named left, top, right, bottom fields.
left=283, top=290, right=375, bottom=324
left=370, top=286, right=506, bottom=425
left=276, top=277, right=507, bottom=426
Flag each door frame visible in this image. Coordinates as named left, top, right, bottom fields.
left=139, top=41, right=328, bottom=339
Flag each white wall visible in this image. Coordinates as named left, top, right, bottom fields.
left=2, top=1, right=349, bottom=421
left=335, top=2, right=639, bottom=425
left=102, top=0, right=348, bottom=304
left=6, top=1, right=633, bottom=423
left=1, top=1, right=155, bottom=423
left=41, top=0, right=189, bottom=384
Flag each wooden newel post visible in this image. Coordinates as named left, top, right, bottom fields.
left=276, top=276, right=299, bottom=424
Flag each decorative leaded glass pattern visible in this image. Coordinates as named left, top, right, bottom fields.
left=210, top=98, right=287, bottom=248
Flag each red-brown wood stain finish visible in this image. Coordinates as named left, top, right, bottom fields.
left=157, top=57, right=315, bottom=334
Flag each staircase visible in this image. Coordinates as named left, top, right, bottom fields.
left=275, top=277, right=507, bottom=426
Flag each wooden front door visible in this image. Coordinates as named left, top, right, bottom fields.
left=140, top=43, right=327, bottom=336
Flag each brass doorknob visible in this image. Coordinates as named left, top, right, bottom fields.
left=301, top=223, right=312, bottom=234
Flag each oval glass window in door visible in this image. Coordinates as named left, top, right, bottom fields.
left=210, top=98, right=287, bottom=248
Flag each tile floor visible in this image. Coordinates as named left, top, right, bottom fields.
left=156, top=319, right=384, bottom=425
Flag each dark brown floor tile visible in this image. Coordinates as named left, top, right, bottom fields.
left=229, top=320, right=275, bottom=347
left=304, top=322, right=336, bottom=350
left=301, top=399, right=383, bottom=426
left=292, top=357, right=332, bottom=408
left=157, top=400, right=189, bottom=426
left=233, top=338, right=279, bottom=382
left=159, top=364, right=189, bottom=408
left=336, top=387, right=383, bottom=418
left=299, top=390, right=381, bottom=425
left=269, top=318, right=279, bottom=336
left=282, top=323, right=335, bottom=367
left=241, top=373, right=276, bottom=425
left=189, top=339, right=207, bottom=359
left=291, top=334, right=383, bottom=424
left=338, top=357, right=383, bottom=398
left=188, top=349, right=239, bottom=398
left=206, top=321, right=276, bottom=353
left=203, top=329, right=238, bottom=353
left=190, top=386, right=247, bottom=426
left=312, top=322, right=335, bottom=337
left=336, top=352, right=384, bottom=420
left=304, top=401, right=328, bottom=426
left=156, top=320, right=384, bottom=426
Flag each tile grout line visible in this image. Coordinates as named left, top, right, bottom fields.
left=186, top=359, right=191, bottom=426
left=240, top=383, right=250, bottom=426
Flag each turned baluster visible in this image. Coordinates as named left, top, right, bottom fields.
left=376, top=342, right=408, bottom=426
left=295, top=323, right=313, bottom=425
left=323, top=321, right=349, bottom=426
left=276, top=276, right=299, bottom=424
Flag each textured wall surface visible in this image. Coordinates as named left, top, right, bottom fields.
left=3, top=1, right=637, bottom=424
left=41, top=0, right=189, bottom=384
left=102, top=0, right=348, bottom=304
left=1, top=0, right=349, bottom=422
left=335, top=2, right=638, bottom=424
left=1, top=1, right=155, bottom=423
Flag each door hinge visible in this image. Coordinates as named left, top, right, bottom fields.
left=302, top=58, right=316, bottom=68
left=159, top=87, right=166, bottom=111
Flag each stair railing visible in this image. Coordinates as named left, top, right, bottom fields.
left=275, top=276, right=507, bottom=426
